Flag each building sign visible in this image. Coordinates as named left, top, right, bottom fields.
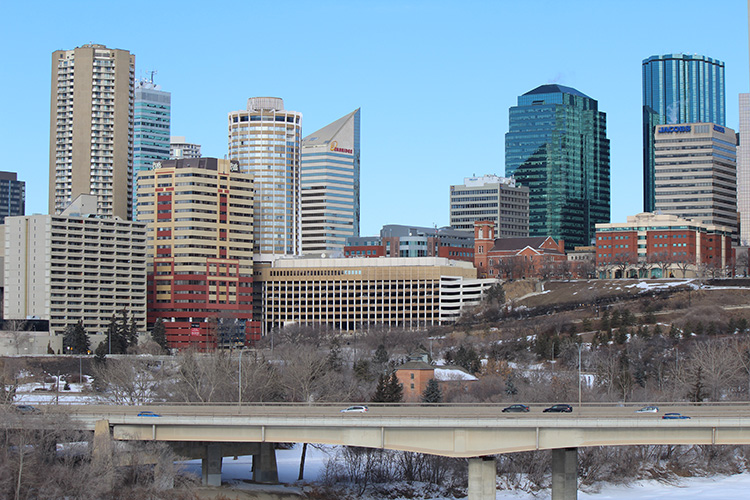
left=190, top=323, right=201, bottom=336
left=713, top=124, right=725, bottom=133
left=329, top=141, right=353, bottom=154
left=658, top=125, right=691, bottom=134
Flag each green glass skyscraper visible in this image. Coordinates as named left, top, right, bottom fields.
left=505, top=84, right=610, bottom=250
left=642, top=54, right=725, bottom=212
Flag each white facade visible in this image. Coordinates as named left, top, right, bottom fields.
left=654, top=122, right=738, bottom=239
left=169, top=136, right=201, bottom=159
left=3, top=208, right=147, bottom=336
left=450, top=175, right=529, bottom=237
left=739, top=94, right=750, bottom=245
left=300, top=109, right=360, bottom=255
left=228, top=98, right=302, bottom=259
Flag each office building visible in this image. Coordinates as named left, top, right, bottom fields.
left=170, top=136, right=201, bottom=159
left=136, top=158, right=258, bottom=350
left=654, top=123, right=737, bottom=238
left=0, top=172, right=25, bottom=223
left=739, top=94, right=750, bottom=245
left=255, top=256, right=492, bottom=333
left=449, top=175, right=528, bottom=237
left=4, top=195, right=147, bottom=336
left=642, top=54, right=725, bottom=212
left=133, top=78, right=170, bottom=215
left=228, top=97, right=302, bottom=258
left=595, top=212, right=734, bottom=279
left=345, top=224, right=474, bottom=262
left=505, top=84, right=610, bottom=249
left=49, top=44, right=135, bottom=219
left=300, top=109, right=361, bottom=255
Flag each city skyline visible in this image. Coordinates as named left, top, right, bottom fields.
left=2, top=1, right=748, bottom=236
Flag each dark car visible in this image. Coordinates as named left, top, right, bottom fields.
left=662, top=412, right=690, bottom=420
left=14, top=405, right=39, bottom=414
left=502, top=404, right=530, bottom=413
left=543, top=404, right=573, bottom=413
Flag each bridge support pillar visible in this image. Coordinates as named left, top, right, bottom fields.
left=252, top=442, right=278, bottom=483
left=92, top=419, right=112, bottom=466
left=551, top=447, right=577, bottom=500
left=201, top=443, right=222, bottom=486
left=467, top=456, right=496, bottom=500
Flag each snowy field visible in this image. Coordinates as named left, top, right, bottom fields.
left=180, top=444, right=750, bottom=499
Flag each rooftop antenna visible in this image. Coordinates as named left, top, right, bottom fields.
left=149, top=70, right=158, bottom=84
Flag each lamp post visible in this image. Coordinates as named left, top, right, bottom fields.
left=578, top=343, right=583, bottom=408
left=238, top=349, right=244, bottom=406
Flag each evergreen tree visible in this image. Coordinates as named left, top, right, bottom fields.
left=128, top=314, right=139, bottom=348
left=453, top=344, right=481, bottom=374
left=353, top=359, right=372, bottom=381
left=373, top=344, right=389, bottom=365
left=421, top=378, right=442, bottom=403
left=151, top=318, right=169, bottom=352
left=326, top=337, right=343, bottom=372
left=63, top=321, right=90, bottom=354
left=94, top=341, right=107, bottom=365
left=599, top=310, right=610, bottom=332
left=688, top=365, right=707, bottom=402
left=611, top=309, right=622, bottom=329
left=653, top=323, right=663, bottom=337
left=615, top=326, right=628, bottom=344
left=387, top=372, right=403, bottom=402
left=371, top=373, right=390, bottom=402
left=581, top=318, right=592, bottom=332
left=504, top=376, right=518, bottom=396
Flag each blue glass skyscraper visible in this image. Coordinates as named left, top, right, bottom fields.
left=134, top=79, right=171, bottom=218
left=642, top=54, right=725, bottom=212
left=505, top=84, right=610, bottom=249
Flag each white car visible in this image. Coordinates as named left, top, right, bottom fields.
left=340, top=405, right=368, bottom=413
left=636, top=405, right=659, bottom=413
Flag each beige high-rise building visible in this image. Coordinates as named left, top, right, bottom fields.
left=654, top=123, right=737, bottom=239
left=4, top=195, right=147, bottom=336
left=49, top=44, right=135, bottom=219
left=228, top=97, right=302, bottom=259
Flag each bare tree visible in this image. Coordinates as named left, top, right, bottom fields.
left=4, top=320, right=30, bottom=355
left=93, top=357, right=165, bottom=404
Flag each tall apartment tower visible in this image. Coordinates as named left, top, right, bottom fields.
left=654, top=123, right=737, bottom=238
left=300, top=109, right=360, bottom=255
left=642, top=54, right=725, bottom=212
left=739, top=95, right=750, bottom=245
left=0, top=172, right=25, bottom=223
left=136, top=158, right=257, bottom=350
left=449, top=175, right=529, bottom=237
left=170, top=136, right=201, bottom=159
left=133, top=78, right=171, bottom=215
left=228, top=98, right=302, bottom=259
left=505, top=84, right=610, bottom=249
left=49, top=44, right=135, bottom=220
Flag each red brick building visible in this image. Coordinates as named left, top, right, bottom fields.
left=596, top=213, right=735, bottom=278
left=474, top=221, right=566, bottom=279
left=344, top=224, right=474, bottom=263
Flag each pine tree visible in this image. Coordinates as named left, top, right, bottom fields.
left=387, top=372, right=403, bottom=402
left=421, top=378, right=442, bottom=403
left=151, top=318, right=169, bottom=352
left=373, top=344, right=389, bottom=365
left=327, top=337, right=343, bottom=372
left=94, top=341, right=107, bottom=365
left=371, top=373, right=390, bottom=402
left=128, top=314, right=139, bottom=348
left=63, top=321, right=90, bottom=354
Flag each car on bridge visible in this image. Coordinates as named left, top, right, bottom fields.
left=636, top=405, right=659, bottom=413
left=137, top=411, right=161, bottom=417
left=502, top=404, right=530, bottom=413
left=14, top=405, right=39, bottom=415
left=340, top=405, right=368, bottom=413
left=542, top=404, right=573, bottom=413
left=662, top=412, right=690, bottom=419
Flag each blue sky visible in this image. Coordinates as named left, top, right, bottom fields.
left=1, top=1, right=747, bottom=236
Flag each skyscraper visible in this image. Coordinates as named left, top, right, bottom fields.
left=0, top=171, right=25, bottom=223
left=740, top=95, right=750, bottom=245
left=642, top=54, right=726, bottom=212
left=654, top=123, right=737, bottom=238
left=136, top=158, right=257, bottom=350
left=133, top=78, right=170, bottom=215
left=228, top=97, right=302, bottom=258
left=505, top=84, right=610, bottom=249
left=49, top=44, right=135, bottom=219
left=300, top=109, right=360, bottom=255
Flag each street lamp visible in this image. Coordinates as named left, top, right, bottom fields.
left=578, top=343, right=583, bottom=408
left=238, top=349, right=245, bottom=406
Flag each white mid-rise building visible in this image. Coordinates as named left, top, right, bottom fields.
left=738, top=94, right=750, bottom=245
left=169, top=136, right=201, bottom=159
left=3, top=195, right=147, bottom=336
left=228, top=97, right=302, bottom=259
left=450, top=175, right=529, bottom=237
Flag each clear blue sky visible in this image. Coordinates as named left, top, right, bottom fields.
left=1, top=1, right=747, bottom=237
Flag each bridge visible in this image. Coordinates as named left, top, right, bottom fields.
left=56, top=402, right=750, bottom=500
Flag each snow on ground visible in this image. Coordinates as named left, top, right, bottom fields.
left=181, top=444, right=750, bottom=499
